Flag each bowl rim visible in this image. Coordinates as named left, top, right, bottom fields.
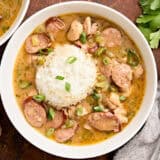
left=0, top=0, right=30, bottom=46
left=0, top=1, right=157, bottom=159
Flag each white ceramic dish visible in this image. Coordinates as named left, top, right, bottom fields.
left=0, top=0, right=30, bottom=46
left=0, top=1, right=157, bottom=159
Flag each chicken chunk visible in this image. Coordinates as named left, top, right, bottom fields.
left=133, top=64, right=144, bottom=79
left=103, top=93, right=122, bottom=109
left=67, top=20, right=83, bottom=41
left=83, top=17, right=92, bottom=35
left=88, top=112, right=120, bottom=132
left=114, top=106, right=128, bottom=124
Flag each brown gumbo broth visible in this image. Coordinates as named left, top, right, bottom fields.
left=13, top=13, right=145, bottom=145
left=0, top=0, right=22, bottom=36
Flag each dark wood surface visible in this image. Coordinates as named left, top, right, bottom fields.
left=0, top=0, right=159, bottom=160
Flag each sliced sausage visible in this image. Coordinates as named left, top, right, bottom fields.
left=83, top=17, right=91, bottom=35
left=23, top=97, right=47, bottom=128
left=112, top=63, right=132, bottom=91
left=99, top=59, right=119, bottom=79
left=102, top=28, right=122, bottom=48
left=46, top=111, right=65, bottom=129
left=67, top=20, right=83, bottom=41
left=54, top=121, right=78, bottom=143
left=45, top=17, right=65, bottom=34
left=88, top=112, right=120, bottom=132
left=133, top=64, right=144, bottom=79
left=25, top=33, right=51, bottom=54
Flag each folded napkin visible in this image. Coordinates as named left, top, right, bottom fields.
left=114, top=81, right=160, bottom=160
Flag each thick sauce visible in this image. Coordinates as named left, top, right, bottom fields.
left=13, top=13, right=145, bottom=145
left=0, top=0, right=22, bottom=36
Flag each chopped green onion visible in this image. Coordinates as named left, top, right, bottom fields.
left=76, top=106, right=84, bottom=116
left=47, top=107, right=55, bottom=120
left=19, top=80, right=31, bottom=89
left=65, top=119, right=74, bottom=128
left=127, top=49, right=139, bottom=67
left=93, top=106, right=104, bottom=112
left=119, top=95, right=126, bottom=102
left=55, top=75, right=64, bottom=80
left=92, top=91, right=101, bottom=100
left=95, top=81, right=109, bottom=89
left=33, top=94, right=45, bottom=103
left=80, top=32, right=87, bottom=44
left=46, top=128, right=54, bottom=137
left=46, top=47, right=53, bottom=54
left=103, top=57, right=110, bottom=65
left=95, top=47, right=106, bottom=56
left=109, top=85, right=118, bottom=92
left=37, top=56, right=46, bottom=65
left=38, top=48, right=53, bottom=55
left=65, top=82, right=71, bottom=92
left=95, top=34, right=105, bottom=46
left=97, top=74, right=106, bottom=81
left=66, top=56, right=77, bottom=64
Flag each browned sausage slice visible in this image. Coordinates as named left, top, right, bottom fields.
left=45, top=17, right=65, bottom=34
left=102, top=28, right=122, bottom=48
left=88, top=112, right=120, bottom=132
left=54, top=121, right=78, bottom=143
left=46, top=111, right=65, bottom=129
left=112, top=63, right=132, bottom=91
left=23, top=98, right=47, bottom=128
left=25, top=33, right=51, bottom=54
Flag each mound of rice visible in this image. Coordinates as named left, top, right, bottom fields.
left=36, top=44, right=97, bottom=109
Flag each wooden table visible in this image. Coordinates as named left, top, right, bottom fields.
left=0, top=0, right=159, bottom=160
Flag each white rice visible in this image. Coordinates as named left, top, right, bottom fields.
left=36, top=44, right=97, bottom=109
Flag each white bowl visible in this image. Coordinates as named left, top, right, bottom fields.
left=0, top=1, right=157, bottom=159
left=0, top=0, right=30, bottom=46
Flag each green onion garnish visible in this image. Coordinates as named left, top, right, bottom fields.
left=19, top=80, right=31, bottom=89
left=109, top=85, right=118, bottom=92
left=95, top=47, right=106, bottom=56
left=119, top=95, right=126, bottom=102
left=55, top=75, right=64, bottom=80
left=47, top=107, right=55, bottom=120
left=80, top=32, right=87, bottom=44
left=65, top=119, right=74, bottom=128
left=103, top=57, right=110, bottom=65
left=65, top=82, right=71, bottom=92
left=93, top=106, right=104, bottom=112
left=127, top=49, right=139, bottom=67
left=46, top=128, right=54, bottom=137
left=66, top=56, right=77, bottom=64
left=76, top=106, right=84, bottom=116
left=92, top=91, right=101, bottom=100
left=32, top=94, right=45, bottom=103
